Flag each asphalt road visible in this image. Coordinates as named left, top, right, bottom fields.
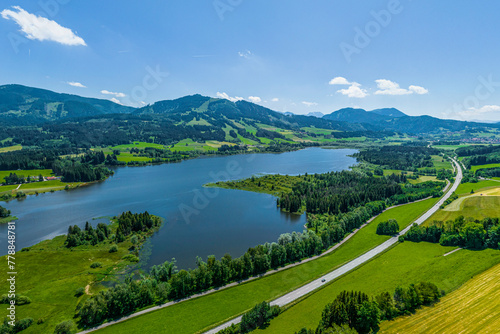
left=205, top=158, right=462, bottom=334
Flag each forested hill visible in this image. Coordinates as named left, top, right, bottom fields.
left=1, top=84, right=499, bottom=136
left=0, top=84, right=135, bottom=125
left=323, top=107, right=498, bottom=134
left=134, top=95, right=368, bottom=132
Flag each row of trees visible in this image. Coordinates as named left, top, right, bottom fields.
left=300, top=283, right=441, bottom=334
left=216, top=302, right=281, bottom=334
left=402, top=216, right=500, bottom=249
left=3, top=173, right=44, bottom=185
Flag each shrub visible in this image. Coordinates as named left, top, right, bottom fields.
left=53, top=320, right=76, bottom=334
left=376, top=219, right=399, bottom=235
left=74, top=287, right=85, bottom=297
left=122, top=254, right=139, bottom=262
left=109, top=244, right=118, bottom=253
left=90, top=262, right=102, bottom=268
left=14, top=318, right=33, bottom=332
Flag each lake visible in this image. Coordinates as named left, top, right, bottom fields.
left=1, top=148, right=358, bottom=269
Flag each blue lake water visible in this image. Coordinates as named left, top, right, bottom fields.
left=1, top=148, right=358, bottom=269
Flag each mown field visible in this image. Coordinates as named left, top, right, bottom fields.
left=257, top=243, right=500, bottom=334
left=0, top=144, right=22, bottom=153
left=0, top=169, right=53, bottom=181
left=454, top=179, right=500, bottom=195
left=380, top=260, right=500, bottom=334
left=471, top=163, right=500, bottom=173
left=95, top=198, right=439, bottom=334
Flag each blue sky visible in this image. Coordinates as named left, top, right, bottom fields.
left=1, top=1, right=500, bottom=121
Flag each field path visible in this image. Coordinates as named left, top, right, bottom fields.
left=204, top=159, right=463, bottom=334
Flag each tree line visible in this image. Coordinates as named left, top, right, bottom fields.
left=297, top=282, right=441, bottom=334
left=401, top=216, right=500, bottom=250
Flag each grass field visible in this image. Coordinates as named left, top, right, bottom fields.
left=116, top=152, right=153, bottom=163
left=431, top=155, right=452, bottom=170
left=432, top=144, right=471, bottom=151
left=471, top=163, right=500, bottom=173
left=380, top=260, right=500, bottom=334
left=111, top=141, right=165, bottom=150
left=170, top=139, right=219, bottom=152
left=96, top=198, right=439, bottom=334
left=258, top=243, right=500, bottom=334
left=429, top=195, right=500, bottom=222
left=0, top=228, right=140, bottom=334
left=0, top=169, right=53, bottom=182
left=0, top=184, right=18, bottom=194
left=0, top=144, right=22, bottom=153
left=454, top=179, right=500, bottom=195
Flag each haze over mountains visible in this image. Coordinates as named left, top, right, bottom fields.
left=0, top=84, right=497, bottom=135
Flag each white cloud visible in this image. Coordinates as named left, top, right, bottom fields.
left=248, top=96, right=262, bottom=103
left=461, top=105, right=500, bottom=116
left=409, top=85, right=429, bottom=95
left=329, top=77, right=368, bottom=98
left=101, top=90, right=126, bottom=98
left=110, top=98, right=122, bottom=105
left=1, top=6, right=86, bottom=46
left=238, top=50, right=252, bottom=59
left=337, top=83, right=368, bottom=98
left=329, top=76, right=352, bottom=85
left=67, top=81, right=86, bottom=88
left=302, top=101, right=318, bottom=107
left=271, top=98, right=279, bottom=102
left=216, top=92, right=244, bottom=103
left=375, top=79, right=429, bottom=96
left=374, top=79, right=411, bottom=95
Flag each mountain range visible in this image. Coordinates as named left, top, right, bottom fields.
left=0, top=84, right=496, bottom=135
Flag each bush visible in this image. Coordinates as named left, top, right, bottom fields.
left=130, top=235, right=138, bottom=245
left=74, top=287, right=85, bottom=297
left=376, top=219, right=399, bottom=235
left=37, top=318, right=45, bottom=325
left=90, top=262, right=102, bottom=268
left=54, top=320, right=76, bottom=334
left=109, top=244, right=118, bottom=253
left=14, top=318, right=33, bottom=332
left=122, top=254, right=139, bottom=262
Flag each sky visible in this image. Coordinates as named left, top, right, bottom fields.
left=1, top=1, right=500, bottom=121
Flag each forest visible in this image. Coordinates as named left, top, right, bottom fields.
left=353, top=146, right=439, bottom=170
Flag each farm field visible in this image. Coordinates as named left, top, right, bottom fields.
left=454, top=179, right=500, bottom=195
left=257, top=243, right=500, bottom=334
left=0, top=144, right=22, bottom=153
left=380, top=261, right=500, bottom=334
left=111, top=141, right=166, bottom=150
left=471, top=163, right=500, bottom=173
left=428, top=186, right=500, bottom=222
left=0, top=169, right=53, bottom=181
